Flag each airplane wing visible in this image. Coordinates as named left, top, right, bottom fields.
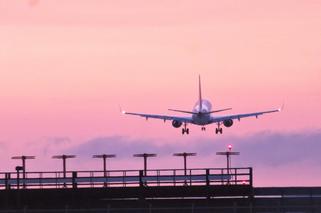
left=122, top=111, right=193, bottom=123
left=211, top=108, right=281, bottom=123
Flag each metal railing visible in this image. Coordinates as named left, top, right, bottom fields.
left=1, top=204, right=321, bottom=213
left=0, top=167, right=252, bottom=190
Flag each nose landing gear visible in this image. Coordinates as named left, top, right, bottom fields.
left=201, top=126, right=206, bottom=131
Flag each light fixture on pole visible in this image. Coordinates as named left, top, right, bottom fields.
left=216, top=145, right=240, bottom=178
left=52, top=154, right=76, bottom=187
left=93, top=154, right=116, bottom=176
left=133, top=153, right=157, bottom=176
left=11, top=155, right=35, bottom=188
left=173, top=152, right=196, bottom=176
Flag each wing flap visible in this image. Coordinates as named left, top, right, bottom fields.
left=211, top=109, right=280, bottom=123
left=123, top=111, right=192, bottom=123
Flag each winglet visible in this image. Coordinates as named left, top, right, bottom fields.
left=278, top=103, right=285, bottom=112
left=119, top=105, right=126, bottom=114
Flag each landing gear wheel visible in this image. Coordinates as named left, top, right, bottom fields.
left=182, top=123, right=189, bottom=135
left=215, top=128, right=223, bottom=134
left=182, top=128, right=190, bottom=135
left=201, top=127, right=206, bottom=131
left=215, top=122, right=223, bottom=134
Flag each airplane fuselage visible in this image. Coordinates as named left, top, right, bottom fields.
left=123, top=75, right=280, bottom=135
left=192, top=99, right=212, bottom=125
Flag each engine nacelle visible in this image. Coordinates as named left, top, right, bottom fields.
left=223, top=119, right=233, bottom=128
left=172, top=120, right=183, bottom=128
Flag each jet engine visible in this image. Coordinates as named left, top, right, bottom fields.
left=172, top=120, right=183, bottom=128
left=223, top=119, right=233, bottom=127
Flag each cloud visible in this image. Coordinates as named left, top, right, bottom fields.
left=233, top=130, right=321, bottom=166
left=3, top=130, right=321, bottom=186
left=67, top=136, right=178, bottom=159
left=24, top=136, right=72, bottom=156
left=67, top=130, right=321, bottom=167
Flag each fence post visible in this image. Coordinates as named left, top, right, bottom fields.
left=206, top=169, right=210, bottom=186
left=249, top=167, right=253, bottom=186
left=72, top=171, right=77, bottom=189
left=5, top=173, right=11, bottom=190
left=139, top=170, right=144, bottom=187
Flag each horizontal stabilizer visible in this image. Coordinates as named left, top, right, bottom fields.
left=168, top=107, right=232, bottom=115
left=206, top=108, right=232, bottom=114
left=168, top=109, right=198, bottom=115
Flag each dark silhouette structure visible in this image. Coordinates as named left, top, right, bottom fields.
left=92, top=154, right=116, bottom=176
left=133, top=153, right=157, bottom=176
left=173, top=152, right=196, bottom=176
left=216, top=145, right=239, bottom=177
left=11, top=155, right=35, bottom=188
left=52, top=155, right=76, bottom=187
left=93, top=154, right=116, bottom=187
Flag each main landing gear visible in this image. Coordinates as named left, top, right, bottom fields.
left=215, top=123, right=223, bottom=134
left=182, top=123, right=189, bottom=135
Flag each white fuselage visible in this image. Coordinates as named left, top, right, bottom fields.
left=191, top=99, right=212, bottom=125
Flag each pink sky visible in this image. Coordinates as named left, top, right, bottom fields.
left=0, top=0, right=321, bottom=186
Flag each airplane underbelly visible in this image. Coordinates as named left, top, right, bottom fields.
left=192, top=115, right=211, bottom=125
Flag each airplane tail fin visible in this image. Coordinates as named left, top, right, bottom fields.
left=198, top=75, right=203, bottom=112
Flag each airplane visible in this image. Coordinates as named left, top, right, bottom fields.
left=122, top=75, right=281, bottom=135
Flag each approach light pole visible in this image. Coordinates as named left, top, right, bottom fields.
left=11, top=155, right=35, bottom=188
left=52, top=154, right=76, bottom=187
left=173, top=152, right=197, bottom=176
left=216, top=145, right=240, bottom=178
left=92, top=154, right=116, bottom=176
left=133, top=153, right=157, bottom=176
